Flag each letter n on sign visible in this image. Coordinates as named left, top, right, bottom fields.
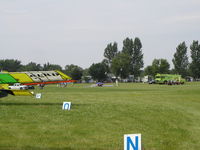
left=124, top=134, right=141, bottom=150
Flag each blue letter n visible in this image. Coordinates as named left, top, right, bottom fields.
left=127, top=136, right=138, bottom=150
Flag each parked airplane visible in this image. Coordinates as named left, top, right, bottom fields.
left=0, top=70, right=75, bottom=97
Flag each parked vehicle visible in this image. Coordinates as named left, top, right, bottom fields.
left=8, top=83, right=28, bottom=90
left=155, top=74, right=185, bottom=85
left=148, top=80, right=156, bottom=84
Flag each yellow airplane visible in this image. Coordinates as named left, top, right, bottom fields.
left=0, top=70, right=74, bottom=97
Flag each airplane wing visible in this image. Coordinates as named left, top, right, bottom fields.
left=0, top=70, right=74, bottom=97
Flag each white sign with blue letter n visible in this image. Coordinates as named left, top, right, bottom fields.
left=62, top=102, right=71, bottom=110
left=124, top=134, right=141, bottom=150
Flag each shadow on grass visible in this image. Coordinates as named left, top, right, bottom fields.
left=0, top=91, right=8, bottom=98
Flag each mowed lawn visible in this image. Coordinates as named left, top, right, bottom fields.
left=0, top=82, right=200, bottom=150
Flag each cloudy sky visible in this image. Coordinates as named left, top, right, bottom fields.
left=0, top=0, right=199, bottom=69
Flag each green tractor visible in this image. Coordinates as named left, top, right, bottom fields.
left=155, top=74, right=185, bottom=85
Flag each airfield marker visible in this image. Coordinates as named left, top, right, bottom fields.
left=35, top=93, right=42, bottom=99
left=62, top=102, right=71, bottom=110
left=124, top=134, right=141, bottom=150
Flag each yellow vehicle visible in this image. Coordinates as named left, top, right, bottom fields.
left=155, top=74, right=185, bottom=85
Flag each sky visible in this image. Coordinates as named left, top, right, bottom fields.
left=0, top=0, right=200, bottom=69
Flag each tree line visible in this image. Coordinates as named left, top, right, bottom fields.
left=90, top=38, right=200, bottom=81
left=144, top=41, right=200, bottom=79
left=0, top=61, right=83, bottom=80
left=90, top=37, right=144, bottom=81
left=0, top=38, right=200, bottom=81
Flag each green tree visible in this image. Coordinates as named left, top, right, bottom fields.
left=104, top=42, right=118, bottom=64
left=144, top=65, right=154, bottom=76
left=65, top=64, right=83, bottom=80
left=172, top=42, right=189, bottom=77
left=121, top=37, right=133, bottom=77
left=0, top=59, right=22, bottom=72
left=89, top=63, right=107, bottom=81
left=111, top=52, right=131, bottom=78
left=145, top=59, right=170, bottom=77
left=152, top=59, right=170, bottom=74
left=82, top=68, right=91, bottom=83
left=190, top=40, right=200, bottom=79
left=122, top=37, right=134, bottom=55
left=132, top=37, right=144, bottom=77
left=121, top=37, right=143, bottom=78
left=101, top=59, right=110, bottom=74
left=153, top=59, right=170, bottom=76
left=43, top=62, right=62, bottom=71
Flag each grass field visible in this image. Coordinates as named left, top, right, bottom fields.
left=0, top=82, right=200, bottom=150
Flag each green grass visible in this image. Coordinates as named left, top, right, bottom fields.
left=0, top=82, right=200, bottom=150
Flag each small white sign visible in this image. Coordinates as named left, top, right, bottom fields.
left=35, top=93, right=42, bottom=99
left=62, top=102, right=71, bottom=110
left=124, top=134, right=141, bottom=150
